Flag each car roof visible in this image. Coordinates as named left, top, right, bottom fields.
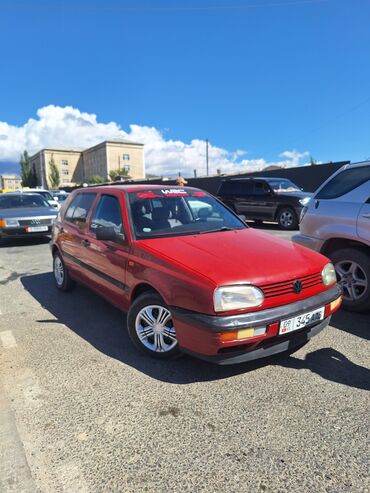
left=74, top=184, right=204, bottom=193
left=227, top=176, right=287, bottom=182
left=2, top=192, right=45, bottom=197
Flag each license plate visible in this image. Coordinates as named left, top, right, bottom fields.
left=279, top=307, right=325, bottom=335
left=26, top=226, right=49, bottom=232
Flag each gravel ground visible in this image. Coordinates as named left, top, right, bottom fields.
left=0, top=228, right=369, bottom=493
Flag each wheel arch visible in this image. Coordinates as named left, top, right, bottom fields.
left=321, top=237, right=369, bottom=256
left=130, top=282, right=163, bottom=303
left=274, top=204, right=295, bottom=220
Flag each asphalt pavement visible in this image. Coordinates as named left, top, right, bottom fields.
left=0, top=227, right=369, bottom=493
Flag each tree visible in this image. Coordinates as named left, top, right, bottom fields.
left=88, top=175, right=105, bottom=184
left=109, top=168, right=131, bottom=181
left=20, top=150, right=38, bottom=187
left=48, top=154, right=60, bottom=188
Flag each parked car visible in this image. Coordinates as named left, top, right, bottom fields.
left=24, top=188, right=60, bottom=210
left=217, top=177, right=311, bottom=230
left=293, top=162, right=370, bottom=312
left=51, top=185, right=341, bottom=364
left=0, top=192, right=58, bottom=242
left=51, top=191, right=70, bottom=204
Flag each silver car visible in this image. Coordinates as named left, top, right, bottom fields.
left=0, top=193, right=58, bottom=242
left=293, top=161, right=370, bottom=312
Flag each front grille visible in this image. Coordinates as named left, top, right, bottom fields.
left=260, top=272, right=322, bottom=298
left=18, top=218, right=53, bottom=226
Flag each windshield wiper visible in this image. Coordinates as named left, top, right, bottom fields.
left=198, top=226, right=243, bottom=235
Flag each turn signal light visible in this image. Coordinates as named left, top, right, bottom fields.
left=0, top=219, right=6, bottom=228
left=330, top=296, right=342, bottom=313
left=219, top=326, right=266, bottom=342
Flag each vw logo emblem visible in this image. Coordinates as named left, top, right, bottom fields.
left=293, top=280, right=302, bottom=294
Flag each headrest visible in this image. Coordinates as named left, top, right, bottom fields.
left=198, top=207, right=212, bottom=219
left=152, top=207, right=170, bottom=222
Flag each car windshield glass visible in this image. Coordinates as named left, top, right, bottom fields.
left=0, top=194, right=50, bottom=209
left=267, top=179, right=301, bottom=192
left=128, top=189, right=247, bottom=239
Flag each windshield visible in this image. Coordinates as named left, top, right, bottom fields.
left=128, top=189, right=246, bottom=239
left=267, top=179, right=301, bottom=193
left=0, top=194, right=50, bottom=209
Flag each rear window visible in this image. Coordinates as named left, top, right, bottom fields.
left=316, top=166, right=370, bottom=199
left=65, top=193, right=96, bottom=224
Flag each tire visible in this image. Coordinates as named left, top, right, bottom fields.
left=127, top=292, right=182, bottom=360
left=276, top=207, right=298, bottom=230
left=53, top=251, right=75, bottom=292
left=330, top=248, right=370, bottom=312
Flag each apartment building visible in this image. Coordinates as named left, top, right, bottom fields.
left=30, top=139, right=144, bottom=188
left=0, top=175, right=22, bottom=191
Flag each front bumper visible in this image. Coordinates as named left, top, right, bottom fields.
left=292, top=233, right=324, bottom=253
left=0, top=226, right=52, bottom=238
left=171, top=284, right=341, bottom=365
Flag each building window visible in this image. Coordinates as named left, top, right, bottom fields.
left=62, top=169, right=69, bottom=175
left=123, top=165, right=131, bottom=173
left=122, top=154, right=130, bottom=161
left=61, top=160, right=69, bottom=166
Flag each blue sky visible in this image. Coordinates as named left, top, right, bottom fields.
left=0, top=0, right=369, bottom=176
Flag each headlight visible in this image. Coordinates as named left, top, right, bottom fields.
left=299, top=197, right=311, bottom=206
left=321, top=263, right=336, bottom=286
left=5, top=218, right=19, bottom=227
left=214, top=285, right=264, bottom=312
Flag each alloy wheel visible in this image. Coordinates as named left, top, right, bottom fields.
left=135, top=305, right=177, bottom=353
left=54, top=256, right=64, bottom=287
left=335, top=260, right=368, bottom=302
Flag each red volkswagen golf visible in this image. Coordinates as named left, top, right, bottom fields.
left=51, top=185, right=342, bottom=364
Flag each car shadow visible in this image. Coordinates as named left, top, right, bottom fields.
left=276, top=347, right=370, bottom=391
left=21, top=272, right=368, bottom=388
left=246, top=221, right=298, bottom=232
left=0, top=236, right=50, bottom=248
left=330, top=309, right=369, bottom=341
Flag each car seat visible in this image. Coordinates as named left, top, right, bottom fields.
left=151, top=206, right=171, bottom=230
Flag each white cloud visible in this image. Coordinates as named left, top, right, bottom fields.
left=0, top=105, right=310, bottom=177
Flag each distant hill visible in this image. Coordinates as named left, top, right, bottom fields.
left=0, top=162, right=20, bottom=176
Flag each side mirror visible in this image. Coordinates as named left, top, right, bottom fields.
left=96, top=226, right=124, bottom=243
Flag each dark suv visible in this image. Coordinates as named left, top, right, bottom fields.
left=217, top=177, right=311, bottom=230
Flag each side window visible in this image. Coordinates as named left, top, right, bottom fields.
left=316, top=166, right=370, bottom=200
left=65, top=195, right=80, bottom=221
left=253, top=181, right=270, bottom=195
left=65, top=193, right=96, bottom=224
left=90, top=195, right=123, bottom=234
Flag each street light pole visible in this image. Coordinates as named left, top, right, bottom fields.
left=206, top=139, right=209, bottom=176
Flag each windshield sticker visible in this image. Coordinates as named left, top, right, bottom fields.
left=161, top=189, right=188, bottom=195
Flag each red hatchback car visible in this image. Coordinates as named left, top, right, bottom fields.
left=51, top=185, right=342, bottom=364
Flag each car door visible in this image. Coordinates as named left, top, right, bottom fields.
left=357, top=197, right=370, bottom=242
left=80, top=192, right=131, bottom=310
left=302, top=165, right=370, bottom=239
left=231, top=180, right=254, bottom=214
left=60, top=192, right=97, bottom=281
left=251, top=181, right=276, bottom=219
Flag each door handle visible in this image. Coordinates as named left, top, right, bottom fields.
left=362, top=214, right=370, bottom=219
left=81, top=239, right=90, bottom=247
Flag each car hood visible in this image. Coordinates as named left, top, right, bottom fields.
left=0, top=207, right=58, bottom=218
left=137, top=228, right=328, bottom=286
